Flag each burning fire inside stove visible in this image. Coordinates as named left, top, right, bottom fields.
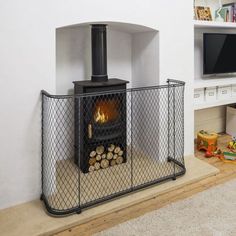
left=94, top=99, right=120, bottom=124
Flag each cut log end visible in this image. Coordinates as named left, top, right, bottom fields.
left=116, top=156, right=124, bottom=165
left=89, top=166, right=95, bottom=172
left=114, top=147, right=121, bottom=154
left=101, top=159, right=109, bottom=169
left=96, top=145, right=105, bottom=155
left=110, top=159, right=116, bottom=166
left=118, top=150, right=123, bottom=156
left=89, top=157, right=96, bottom=166
left=89, top=151, right=96, bottom=158
left=108, top=144, right=115, bottom=152
left=94, top=162, right=101, bottom=170
left=107, top=152, right=113, bottom=160
left=96, top=154, right=102, bottom=161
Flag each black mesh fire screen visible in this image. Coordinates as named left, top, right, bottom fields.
left=41, top=79, right=185, bottom=216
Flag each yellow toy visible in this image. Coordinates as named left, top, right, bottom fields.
left=228, top=136, right=236, bottom=153
left=197, top=130, right=218, bottom=153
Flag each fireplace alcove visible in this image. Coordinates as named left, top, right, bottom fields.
left=41, top=22, right=186, bottom=216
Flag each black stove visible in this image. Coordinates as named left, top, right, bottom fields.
left=73, top=24, right=128, bottom=173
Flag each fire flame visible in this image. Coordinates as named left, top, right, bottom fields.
left=94, top=99, right=119, bottom=124
left=94, top=107, right=109, bottom=123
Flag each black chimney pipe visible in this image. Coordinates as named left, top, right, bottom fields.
left=91, top=24, right=108, bottom=82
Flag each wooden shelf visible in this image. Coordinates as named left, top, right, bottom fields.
left=194, top=20, right=236, bottom=29
left=194, top=77, right=236, bottom=89
left=194, top=98, right=236, bottom=110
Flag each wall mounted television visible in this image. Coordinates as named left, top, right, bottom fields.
left=203, top=33, right=236, bottom=75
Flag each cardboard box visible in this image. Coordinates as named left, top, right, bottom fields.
left=218, top=86, right=231, bottom=100
left=205, top=87, right=217, bottom=102
left=194, top=88, right=204, bottom=104
left=232, top=84, right=236, bottom=97
left=226, top=105, right=236, bottom=136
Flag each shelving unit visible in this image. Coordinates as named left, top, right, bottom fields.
left=194, top=76, right=236, bottom=110
left=194, top=77, right=236, bottom=89
left=194, top=98, right=236, bottom=110
left=193, top=1, right=236, bottom=139
left=194, top=16, right=236, bottom=110
left=194, top=20, right=236, bottom=29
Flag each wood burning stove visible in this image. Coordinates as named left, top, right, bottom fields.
left=73, top=24, right=129, bottom=173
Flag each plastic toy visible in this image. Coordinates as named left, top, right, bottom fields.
left=197, top=130, right=218, bottom=157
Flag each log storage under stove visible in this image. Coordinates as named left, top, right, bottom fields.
left=88, top=144, right=124, bottom=172
left=73, top=24, right=129, bottom=173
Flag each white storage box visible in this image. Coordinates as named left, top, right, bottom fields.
left=232, top=84, right=236, bottom=97
left=194, top=88, right=204, bottom=104
left=205, top=87, right=217, bottom=102
left=218, top=85, right=231, bottom=100
left=226, top=105, right=236, bottom=136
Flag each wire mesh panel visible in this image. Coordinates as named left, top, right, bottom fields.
left=41, top=79, right=185, bottom=216
left=42, top=94, right=80, bottom=215
left=132, top=87, right=172, bottom=187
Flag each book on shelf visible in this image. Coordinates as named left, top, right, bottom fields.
left=222, top=3, right=236, bottom=22
left=215, top=7, right=230, bottom=22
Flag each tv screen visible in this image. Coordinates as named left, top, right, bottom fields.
left=203, top=33, right=236, bottom=75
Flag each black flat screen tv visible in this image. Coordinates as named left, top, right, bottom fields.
left=203, top=33, right=236, bottom=75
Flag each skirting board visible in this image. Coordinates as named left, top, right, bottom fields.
left=0, top=156, right=219, bottom=236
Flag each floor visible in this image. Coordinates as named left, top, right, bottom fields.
left=55, top=134, right=236, bottom=236
left=94, top=178, right=236, bottom=236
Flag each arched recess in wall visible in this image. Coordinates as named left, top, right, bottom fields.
left=56, top=21, right=159, bottom=95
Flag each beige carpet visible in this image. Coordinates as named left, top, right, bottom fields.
left=95, top=179, right=236, bottom=236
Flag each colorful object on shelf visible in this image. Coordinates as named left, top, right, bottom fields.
left=222, top=2, right=236, bottom=22
left=197, top=130, right=218, bottom=155
left=195, top=6, right=213, bottom=21
left=215, top=7, right=229, bottom=22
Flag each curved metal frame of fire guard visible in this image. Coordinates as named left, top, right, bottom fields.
left=41, top=79, right=186, bottom=216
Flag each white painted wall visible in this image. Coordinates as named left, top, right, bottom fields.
left=0, top=0, right=194, bottom=210
left=56, top=26, right=134, bottom=94
left=56, top=24, right=159, bottom=94
left=56, top=26, right=90, bottom=95
left=132, top=31, right=159, bottom=87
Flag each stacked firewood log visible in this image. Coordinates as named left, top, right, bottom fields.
left=88, top=144, right=124, bottom=172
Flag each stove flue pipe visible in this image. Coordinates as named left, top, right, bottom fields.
left=91, top=24, right=108, bottom=82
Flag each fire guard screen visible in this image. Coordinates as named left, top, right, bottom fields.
left=41, top=79, right=186, bottom=216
